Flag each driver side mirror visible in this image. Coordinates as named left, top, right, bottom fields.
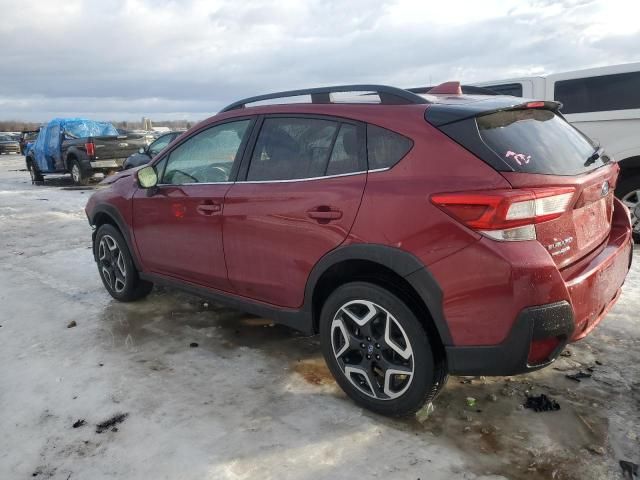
left=137, top=165, right=158, bottom=189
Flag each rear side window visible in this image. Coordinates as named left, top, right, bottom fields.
left=326, top=124, right=361, bottom=176
left=555, top=72, right=640, bottom=114
left=247, top=117, right=351, bottom=181
left=477, top=109, right=606, bottom=175
left=366, top=125, right=413, bottom=170
left=484, top=83, right=523, bottom=97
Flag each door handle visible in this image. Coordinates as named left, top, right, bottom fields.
left=197, top=201, right=222, bottom=216
left=307, top=207, right=343, bottom=221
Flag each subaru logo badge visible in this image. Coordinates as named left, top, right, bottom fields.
left=601, top=181, right=610, bottom=197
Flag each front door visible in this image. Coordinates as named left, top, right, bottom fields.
left=132, top=119, right=253, bottom=291
left=223, top=116, right=367, bottom=308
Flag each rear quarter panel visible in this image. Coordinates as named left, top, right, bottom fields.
left=348, top=107, right=511, bottom=266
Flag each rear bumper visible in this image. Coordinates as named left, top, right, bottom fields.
left=446, top=301, right=574, bottom=375
left=563, top=203, right=633, bottom=340
left=0, top=145, right=20, bottom=154
left=90, top=159, right=125, bottom=169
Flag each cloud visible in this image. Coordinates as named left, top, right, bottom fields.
left=0, top=0, right=638, bottom=121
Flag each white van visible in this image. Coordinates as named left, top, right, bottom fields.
left=475, top=62, right=640, bottom=241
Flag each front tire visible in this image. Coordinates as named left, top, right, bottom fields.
left=319, top=282, right=446, bottom=417
left=28, top=161, right=44, bottom=185
left=94, top=224, right=153, bottom=302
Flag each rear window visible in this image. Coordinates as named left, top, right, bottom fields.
left=477, top=109, right=607, bottom=175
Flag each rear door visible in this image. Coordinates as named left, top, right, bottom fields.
left=223, top=115, right=367, bottom=308
left=46, top=123, right=63, bottom=170
left=131, top=119, right=253, bottom=290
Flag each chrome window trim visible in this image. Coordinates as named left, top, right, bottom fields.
left=156, top=181, right=234, bottom=186
left=237, top=167, right=389, bottom=184
left=155, top=168, right=389, bottom=187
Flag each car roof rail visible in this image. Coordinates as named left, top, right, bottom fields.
left=407, top=85, right=501, bottom=96
left=219, top=84, right=430, bottom=112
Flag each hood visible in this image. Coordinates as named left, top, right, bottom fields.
left=100, top=167, right=137, bottom=186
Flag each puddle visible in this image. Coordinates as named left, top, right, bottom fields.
left=100, top=288, right=318, bottom=357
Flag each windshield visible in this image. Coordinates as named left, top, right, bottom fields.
left=477, top=109, right=608, bottom=175
left=0, top=135, right=13, bottom=141
left=64, top=120, right=118, bottom=138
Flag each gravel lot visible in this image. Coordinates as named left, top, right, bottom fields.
left=0, top=154, right=638, bottom=480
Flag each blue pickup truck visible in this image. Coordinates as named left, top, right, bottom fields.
left=26, top=118, right=146, bottom=185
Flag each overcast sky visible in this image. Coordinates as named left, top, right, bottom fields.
left=0, top=0, right=638, bottom=122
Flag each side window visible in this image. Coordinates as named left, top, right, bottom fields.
left=555, top=72, right=640, bottom=114
left=247, top=117, right=338, bottom=181
left=326, top=124, right=362, bottom=176
left=162, top=120, right=250, bottom=184
left=366, top=124, right=413, bottom=170
left=483, top=83, right=523, bottom=97
left=149, top=134, right=174, bottom=156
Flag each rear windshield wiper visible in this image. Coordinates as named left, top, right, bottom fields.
left=584, top=144, right=601, bottom=167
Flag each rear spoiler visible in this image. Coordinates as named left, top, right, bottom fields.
left=425, top=97, right=563, bottom=127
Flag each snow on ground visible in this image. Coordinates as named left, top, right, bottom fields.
left=0, top=154, right=638, bottom=480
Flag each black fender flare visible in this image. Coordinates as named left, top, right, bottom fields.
left=65, top=147, right=89, bottom=171
left=302, top=244, right=453, bottom=345
left=89, top=204, right=142, bottom=271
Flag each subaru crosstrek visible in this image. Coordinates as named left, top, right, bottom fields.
left=85, top=83, right=633, bottom=417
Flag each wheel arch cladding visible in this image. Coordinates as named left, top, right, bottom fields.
left=90, top=206, right=142, bottom=271
left=306, top=244, right=453, bottom=348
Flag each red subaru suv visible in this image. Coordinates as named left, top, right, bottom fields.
left=85, top=83, right=633, bottom=416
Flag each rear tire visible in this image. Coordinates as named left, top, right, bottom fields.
left=616, top=173, right=640, bottom=243
left=319, top=281, right=447, bottom=417
left=94, top=224, right=153, bottom=302
left=71, top=159, right=90, bottom=186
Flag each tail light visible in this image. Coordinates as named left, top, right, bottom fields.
left=528, top=337, right=562, bottom=365
left=85, top=142, right=95, bottom=157
left=431, top=187, right=575, bottom=241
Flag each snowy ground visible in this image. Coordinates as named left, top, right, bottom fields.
left=0, top=153, right=638, bottom=480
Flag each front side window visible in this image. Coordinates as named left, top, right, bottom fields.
left=162, top=120, right=250, bottom=184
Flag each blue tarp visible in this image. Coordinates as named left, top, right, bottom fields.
left=32, top=118, right=118, bottom=172
left=63, top=119, right=118, bottom=138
